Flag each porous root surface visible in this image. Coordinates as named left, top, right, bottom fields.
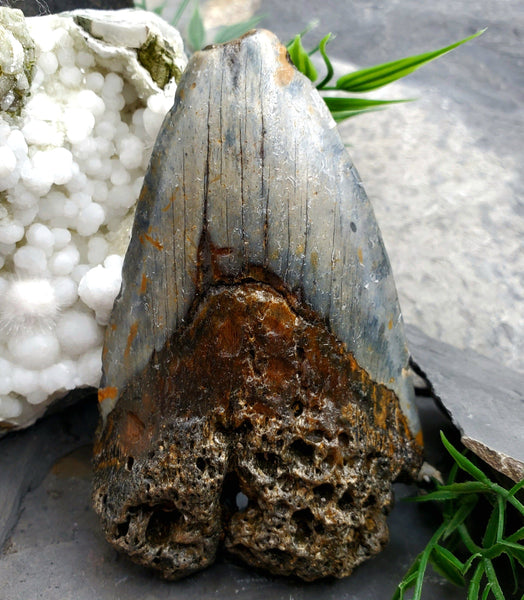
left=93, top=282, right=422, bottom=580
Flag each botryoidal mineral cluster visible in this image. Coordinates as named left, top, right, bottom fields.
left=0, top=8, right=186, bottom=429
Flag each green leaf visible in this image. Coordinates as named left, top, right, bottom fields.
left=213, top=14, right=266, bottom=44
left=508, top=478, right=524, bottom=498
left=411, top=523, right=449, bottom=600
left=506, top=526, right=524, bottom=544
left=498, top=541, right=524, bottom=564
left=429, top=545, right=466, bottom=587
left=324, top=97, right=410, bottom=111
left=483, top=496, right=504, bottom=547
left=483, top=558, right=505, bottom=600
left=440, top=431, right=492, bottom=485
left=408, top=482, right=490, bottom=502
left=463, top=552, right=483, bottom=575
left=480, top=583, right=492, bottom=600
left=468, top=562, right=485, bottom=600
left=316, top=33, right=334, bottom=89
left=458, top=523, right=482, bottom=554
left=443, top=495, right=478, bottom=539
left=483, top=542, right=508, bottom=561
left=506, top=553, right=520, bottom=594
left=171, top=0, right=191, bottom=26
left=288, top=34, right=318, bottom=82
left=392, top=570, right=419, bottom=600
left=323, top=97, right=410, bottom=123
left=335, top=29, right=485, bottom=93
left=187, top=3, right=205, bottom=51
left=447, top=458, right=460, bottom=485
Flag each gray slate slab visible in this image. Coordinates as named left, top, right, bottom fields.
left=407, top=324, right=524, bottom=482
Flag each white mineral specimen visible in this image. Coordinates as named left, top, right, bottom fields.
left=0, top=8, right=187, bottom=430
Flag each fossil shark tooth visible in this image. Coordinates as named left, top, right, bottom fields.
left=93, top=29, right=423, bottom=581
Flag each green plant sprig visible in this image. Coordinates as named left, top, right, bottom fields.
left=393, top=432, right=524, bottom=600
left=287, top=28, right=485, bottom=122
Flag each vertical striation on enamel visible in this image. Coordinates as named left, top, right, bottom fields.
left=93, top=30, right=423, bottom=581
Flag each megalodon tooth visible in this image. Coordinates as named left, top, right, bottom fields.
left=93, top=29, right=424, bottom=581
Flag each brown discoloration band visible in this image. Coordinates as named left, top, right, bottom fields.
left=93, top=280, right=422, bottom=581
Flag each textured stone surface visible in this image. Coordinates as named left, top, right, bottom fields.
left=93, top=283, right=422, bottom=580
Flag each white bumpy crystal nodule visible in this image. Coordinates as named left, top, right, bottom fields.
left=0, top=8, right=187, bottom=431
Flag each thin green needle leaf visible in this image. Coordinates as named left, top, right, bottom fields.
left=443, top=495, right=478, bottom=539
left=407, top=482, right=490, bottom=502
left=187, top=3, right=205, bottom=51
left=508, top=478, right=524, bottom=498
left=429, top=545, right=466, bottom=587
left=213, top=14, right=266, bottom=44
left=506, top=553, right=520, bottom=593
left=483, top=558, right=505, bottom=600
left=440, top=431, right=492, bottom=484
left=498, top=541, right=524, bottom=561
left=463, top=552, right=483, bottom=575
left=506, top=526, right=524, bottom=544
left=468, top=562, right=484, bottom=600
left=316, top=33, right=334, bottom=89
left=392, top=569, right=419, bottom=600
left=506, top=549, right=524, bottom=569
left=335, top=29, right=485, bottom=93
left=288, top=34, right=318, bottom=82
left=447, top=458, right=460, bottom=485
left=483, top=498, right=502, bottom=547
left=329, top=108, right=386, bottom=122
left=494, top=484, right=524, bottom=515
left=323, top=97, right=411, bottom=122
left=323, top=97, right=411, bottom=111
left=480, top=583, right=492, bottom=600
left=172, top=0, right=192, bottom=26
left=458, top=523, right=482, bottom=554
left=483, top=542, right=507, bottom=560
left=411, top=523, right=449, bottom=600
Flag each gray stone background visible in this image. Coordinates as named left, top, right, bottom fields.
left=183, top=0, right=524, bottom=373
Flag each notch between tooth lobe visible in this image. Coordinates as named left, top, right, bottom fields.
left=99, top=29, right=419, bottom=437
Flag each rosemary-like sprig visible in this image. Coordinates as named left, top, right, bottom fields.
left=393, top=432, right=524, bottom=600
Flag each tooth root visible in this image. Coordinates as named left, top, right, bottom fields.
left=100, top=29, right=420, bottom=438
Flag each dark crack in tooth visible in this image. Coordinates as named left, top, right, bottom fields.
left=93, top=29, right=424, bottom=581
